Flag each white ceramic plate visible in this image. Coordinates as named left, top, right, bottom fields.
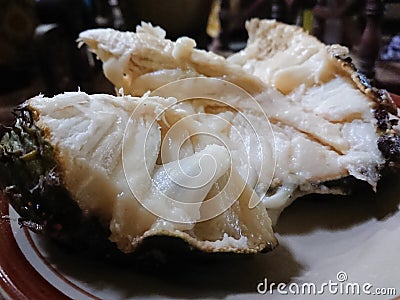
left=1, top=175, right=399, bottom=300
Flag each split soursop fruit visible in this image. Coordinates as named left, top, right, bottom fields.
left=1, top=19, right=399, bottom=256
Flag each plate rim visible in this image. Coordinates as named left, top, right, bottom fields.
left=0, top=192, right=69, bottom=300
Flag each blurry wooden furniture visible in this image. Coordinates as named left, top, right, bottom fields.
left=271, top=0, right=315, bottom=24
left=312, top=0, right=399, bottom=91
left=210, top=0, right=314, bottom=53
left=270, top=0, right=398, bottom=84
left=271, top=0, right=286, bottom=21
left=313, top=0, right=385, bottom=79
left=358, top=0, right=384, bottom=78
left=210, top=0, right=271, bottom=53
left=119, top=0, right=213, bottom=48
left=211, top=0, right=398, bottom=93
left=375, top=0, right=400, bottom=94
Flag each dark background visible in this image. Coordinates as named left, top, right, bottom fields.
left=0, top=0, right=399, bottom=127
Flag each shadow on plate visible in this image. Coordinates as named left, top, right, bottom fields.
left=36, top=234, right=302, bottom=298
left=275, top=173, right=400, bottom=235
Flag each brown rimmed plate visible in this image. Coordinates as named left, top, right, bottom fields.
left=1, top=174, right=400, bottom=300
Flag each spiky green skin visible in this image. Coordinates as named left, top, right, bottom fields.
left=1, top=108, right=58, bottom=227
left=333, top=54, right=400, bottom=167
left=0, top=107, right=117, bottom=257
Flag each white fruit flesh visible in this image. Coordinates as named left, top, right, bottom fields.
left=79, top=22, right=266, bottom=96
left=229, top=19, right=385, bottom=189
left=28, top=92, right=277, bottom=253
left=79, top=20, right=386, bottom=223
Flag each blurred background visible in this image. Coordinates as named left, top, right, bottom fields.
left=0, top=0, right=399, bottom=126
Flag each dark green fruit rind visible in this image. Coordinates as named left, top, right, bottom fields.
left=334, top=54, right=400, bottom=167
left=0, top=107, right=117, bottom=256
